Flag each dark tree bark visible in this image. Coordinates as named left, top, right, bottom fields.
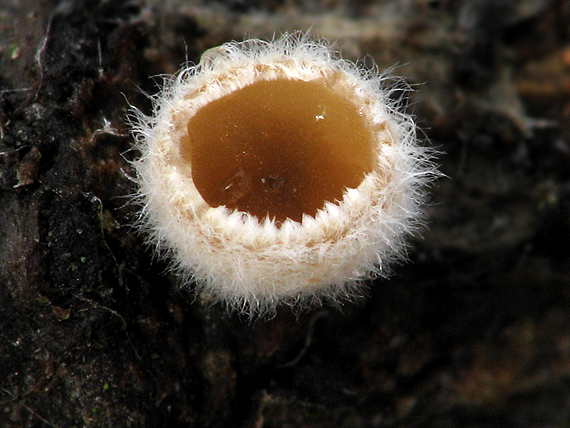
left=1, top=0, right=569, bottom=427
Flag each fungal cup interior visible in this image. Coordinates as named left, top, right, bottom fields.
left=183, top=77, right=376, bottom=224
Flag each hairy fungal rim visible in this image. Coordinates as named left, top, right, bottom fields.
left=128, top=33, right=437, bottom=318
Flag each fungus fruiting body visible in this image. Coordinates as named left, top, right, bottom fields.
left=130, top=34, right=435, bottom=317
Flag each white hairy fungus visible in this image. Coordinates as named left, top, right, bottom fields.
left=129, top=33, right=436, bottom=317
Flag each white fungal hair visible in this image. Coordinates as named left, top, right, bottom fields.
left=128, top=32, right=437, bottom=318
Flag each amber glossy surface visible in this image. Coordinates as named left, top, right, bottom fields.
left=184, top=78, right=375, bottom=223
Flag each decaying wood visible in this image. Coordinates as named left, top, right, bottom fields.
left=1, top=1, right=569, bottom=427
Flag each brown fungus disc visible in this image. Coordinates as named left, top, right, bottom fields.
left=183, top=78, right=375, bottom=223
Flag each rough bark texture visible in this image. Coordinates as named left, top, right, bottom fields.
left=1, top=0, right=569, bottom=427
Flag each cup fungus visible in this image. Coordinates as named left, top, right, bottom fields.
left=129, top=33, right=436, bottom=317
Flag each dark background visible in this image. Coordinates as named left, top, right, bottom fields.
left=1, top=0, right=569, bottom=427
